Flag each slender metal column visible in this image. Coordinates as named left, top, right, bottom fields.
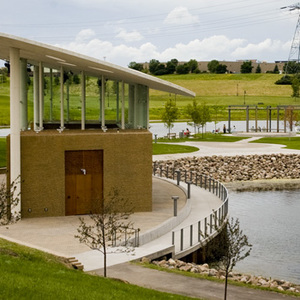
left=255, top=106, right=258, bottom=132
left=50, top=69, right=53, bottom=121
left=277, top=106, right=280, bottom=133
left=20, top=59, right=28, bottom=131
left=121, top=81, right=125, bottom=129
left=101, top=75, right=105, bottom=129
left=9, top=47, right=21, bottom=213
left=116, top=81, right=120, bottom=124
left=146, top=87, right=150, bottom=129
left=81, top=71, right=86, bottom=130
left=246, top=106, right=249, bottom=132
left=33, top=65, right=39, bottom=131
left=38, top=62, right=44, bottom=130
left=228, top=107, right=231, bottom=133
left=60, top=66, right=64, bottom=130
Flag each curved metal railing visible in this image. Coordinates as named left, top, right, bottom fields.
left=153, top=162, right=229, bottom=256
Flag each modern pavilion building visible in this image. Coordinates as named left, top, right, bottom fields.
left=0, top=33, right=195, bottom=218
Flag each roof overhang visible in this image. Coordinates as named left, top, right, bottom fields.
left=0, top=32, right=195, bottom=97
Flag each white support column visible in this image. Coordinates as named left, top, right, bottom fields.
left=101, top=75, right=106, bottom=130
left=121, top=81, right=125, bottom=130
left=9, top=47, right=21, bottom=213
left=134, top=84, right=137, bottom=128
left=49, top=69, right=53, bottom=121
left=81, top=71, right=86, bottom=130
left=33, top=65, right=39, bottom=131
left=38, top=62, right=44, bottom=130
left=20, top=59, right=28, bottom=131
left=60, top=66, right=64, bottom=130
left=146, top=86, right=150, bottom=130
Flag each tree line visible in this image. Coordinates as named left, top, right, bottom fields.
left=129, top=59, right=280, bottom=75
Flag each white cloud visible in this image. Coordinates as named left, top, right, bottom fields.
left=55, top=31, right=290, bottom=67
left=232, top=38, right=291, bottom=60
left=115, top=28, right=143, bottom=42
left=75, top=29, right=96, bottom=43
left=164, top=7, right=199, bottom=25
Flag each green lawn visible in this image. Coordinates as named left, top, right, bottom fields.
left=251, top=137, right=300, bottom=150
left=0, top=138, right=6, bottom=167
left=153, top=143, right=199, bottom=155
left=0, top=73, right=297, bottom=125
left=0, top=238, right=194, bottom=300
left=156, top=133, right=249, bottom=143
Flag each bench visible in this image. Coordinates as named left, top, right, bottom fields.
left=166, top=133, right=176, bottom=139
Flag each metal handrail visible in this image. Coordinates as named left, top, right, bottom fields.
left=153, top=162, right=229, bottom=255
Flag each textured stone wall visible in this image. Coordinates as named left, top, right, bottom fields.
left=20, top=129, right=152, bottom=218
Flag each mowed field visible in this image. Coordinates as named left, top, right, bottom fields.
left=0, top=73, right=297, bottom=124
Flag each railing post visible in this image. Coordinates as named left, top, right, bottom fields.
left=166, top=166, right=169, bottom=178
left=210, top=214, right=213, bottom=234
left=135, top=229, right=140, bottom=247
left=172, top=196, right=179, bottom=216
left=190, top=171, right=193, bottom=182
left=214, top=210, right=217, bottom=230
left=153, top=162, right=156, bottom=176
left=200, top=175, right=203, bottom=188
left=172, top=231, right=175, bottom=245
left=195, top=174, right=198, bottom=186
left=184, top=169, right=187, bottom=183
left=209, top=178, right=211, bottom=192
left=186, top=181, right=191, bottom=199
left=180, top=228, right=184, bottom=251
left=190, top=224, right=193, bottom=247
left=204, top=176, right=207, bottom=189
left=212, top=179, right=215, bottom=194
left=198, top=221, right=201, bottom=242
left=160, top=165, right=163, bottom=177
left=205, top=217, right=207, bottom=237
left=176, top=170, right=181, bottom=185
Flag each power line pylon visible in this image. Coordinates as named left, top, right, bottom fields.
left=282, top=3, right=300, bottom=74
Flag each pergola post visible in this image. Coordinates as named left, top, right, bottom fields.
left=147, top=87, right=150, bottom=130
left=269, top=108, right=272, bottom=132
left=81, top=71, right=86, bottom=130
left=116, top=81, right=120, bottom=124
left=20, top=58, right=28, bottom=131
left=60, top=66, right=64, bottom=130
left=9, top=47, right=21, bottom=213
left=246, top=106, right=249, bottom=132
left=277, top=106, right=280, bottom=132
left=284, top=107, right=287, bottom=133
left=228, top=106, right=231, bottom=133
left=255, top=106, right=258, bottom=132
left=266, top=106, right=269, bottom=132
left=33, top=65, right=39, bottom=131
left=38, top=62, right=44, bottom=130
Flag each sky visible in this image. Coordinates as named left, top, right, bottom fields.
left=0, top=0, right=299, bottom=67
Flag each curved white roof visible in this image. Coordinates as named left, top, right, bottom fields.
left=0, top=32, right=195, bottom=97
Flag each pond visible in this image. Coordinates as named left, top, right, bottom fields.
left=229, top=189, right=300, bottom=284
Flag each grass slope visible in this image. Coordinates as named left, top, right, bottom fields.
left=153, top=143, right=199, bottom=155
left=0, top=74, right=296, bottom=124
left=0, top=238, right=194, bottom=300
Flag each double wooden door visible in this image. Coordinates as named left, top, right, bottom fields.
left=65, top=150, right=103, bottom=215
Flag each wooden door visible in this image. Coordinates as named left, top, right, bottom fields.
left=65, top=150, right=103, bottom=215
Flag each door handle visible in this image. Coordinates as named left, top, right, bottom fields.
left=81, top=168, right=87, bottom=175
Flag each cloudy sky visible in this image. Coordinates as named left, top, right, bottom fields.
left=1, top=0, right=299, bottom=66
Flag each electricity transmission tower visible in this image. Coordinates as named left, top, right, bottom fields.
left=282, top=3, right=300, bottom=74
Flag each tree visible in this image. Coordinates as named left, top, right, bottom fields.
left=240, top=61, right=253, bottom=73
left=161, top=99, right=179, bottom=137
left=75, top=188, right=136, bottom=277
left=291, top=76, right=300, bottom=98
left=166, top=58, right=178, bottom=74
left=188, top=59, right=199, bottom=73
left=255, top=64, right=261, bottom=74
left=128, top=61, right=144, bottom=72
left=0, top=177, right=21, bottom=226
left=185, top=99, right=201, bottom=133
left=218, top=217, right=252, bottom=300
left=176, top=63, right=189, bottom=74
left=216, top=64, right=227, bottom=74
left=149, top=59, right=160, bottom=75
left=273, top=64, right=279, bottom=74
left=72, top=74, right=80, bottom=84
left=207, top=60, right=220, bottom=73
left=284, top=61, right=300, bottom=74
left=197, top=102, right=211, bottom=137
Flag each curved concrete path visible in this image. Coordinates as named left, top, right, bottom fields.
left=153, top=135, right=300, bottom=161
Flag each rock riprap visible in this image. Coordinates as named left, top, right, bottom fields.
left=149, top=258, right=300, bottom=294
left=153, top=154, right=300, bottom=183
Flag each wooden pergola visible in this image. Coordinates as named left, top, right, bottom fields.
left=228, top=105, right=300, bottom=133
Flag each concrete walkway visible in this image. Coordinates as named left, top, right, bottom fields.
left=95, top=263, right=297, bottom=300
left=153, top=135, right=300, bottom=161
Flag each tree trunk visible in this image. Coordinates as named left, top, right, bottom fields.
left=102, top=231, right=107, bottom=277
left=224, top=272, right=228, bottom=300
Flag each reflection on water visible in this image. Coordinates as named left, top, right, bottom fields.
left=229, top=189, right=300, bottom=283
